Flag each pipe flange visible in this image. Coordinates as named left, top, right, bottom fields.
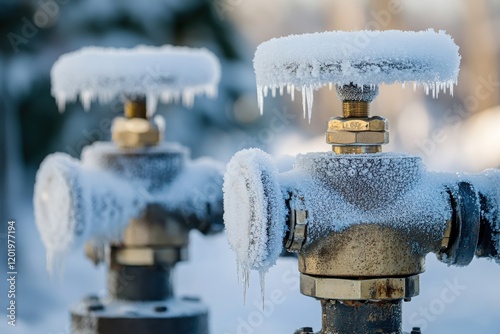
left=439, top=182, right=480, bottom=266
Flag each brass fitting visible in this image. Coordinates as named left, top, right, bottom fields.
left=111, top=98, right=161, bottom=148
left=112, top=117, right=160, bottom=148
left=300, top=274, right=419, bottom=300
left=328, top=85, right=389, bottom=154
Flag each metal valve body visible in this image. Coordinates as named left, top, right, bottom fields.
left=224, top=85, right=500, bottom=334
left=35, top=46, right=224, bottom=334
left=224, top=29, right=488, bottom=334
left=69, top=138, right=223, bottom=334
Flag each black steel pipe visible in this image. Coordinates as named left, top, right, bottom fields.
left=108, top=264, right=173, bottom=301
left=320, top=299, right=403, bottom=334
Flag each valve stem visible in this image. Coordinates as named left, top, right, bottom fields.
left=125, top=97, right=147, bottom=119
left=342, top=101, right=369, bottom=118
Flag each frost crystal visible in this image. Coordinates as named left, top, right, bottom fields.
left=253, top=29, right=461, bottom=121
left=51, top=45, right=221, bottom=113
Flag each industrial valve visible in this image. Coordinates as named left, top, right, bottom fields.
left=224, top=30, right=500, bottom=334
left=34, top=46, right=222, bottom=334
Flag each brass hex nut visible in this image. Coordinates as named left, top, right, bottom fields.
left=112, top=117, right=160, bottom=148
left=300, top=274, right=419, bottom=300
left=326, top=130, right=389, bottom=145
left=328, top=116, right=388, bottom=132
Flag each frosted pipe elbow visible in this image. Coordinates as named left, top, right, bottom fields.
left=34, top=142, right=224, bottom=271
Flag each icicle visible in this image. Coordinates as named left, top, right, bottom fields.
left=205, top=84, right=218, bottom=99
left=329, top=82, right=333, bottom=90
left=279, top=85, right=284, bottom=96
left=260, top=271, right=266, bottom=310
left=402, top=82, right=406, bottom=89
left=301, top=87, right=306, bottom=119
left=182, top=89, right=195, bottom=108
left=257, top=85, right=264, bottom=115
left=146, top=93, right=158, bottom=116
left=271, top=86, right=276, bottom=98
left=153, top=114, right=166, bottom=135
left=286, top=84, right=291, bottom=95
left=242, top=266, right=250, bottom=305
left=413, top=82, right=417, bottom=91
left=80, top=91, right=93, bottom=111
left=263, top=86, right=269, bottom=98
left=291, top=85, right=295, bottom=102
left=56, top=94, right=66, bottom=113
left=424, top=84, right=429, bottom=96
left=161, top=91, right=172, bottom=105
left=450, top=82, right=454, bottom=97
left=306, top=86, right=313, bottom=123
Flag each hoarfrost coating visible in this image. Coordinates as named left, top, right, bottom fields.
left=223, top=149, right=286, bottom=300
left=253, top=29, right=461, bottom=121
left=281, top=152, right=452, bottom=247
left=34, top=143, right=224, bottom=275
left=51, top=45, right=221, bottom=114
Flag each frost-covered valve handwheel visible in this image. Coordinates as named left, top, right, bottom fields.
left=255, top=29, right=460, bottom=154
left=52, top=45, right=220, bottom=148
left=35, top=45, right=223, bottom=275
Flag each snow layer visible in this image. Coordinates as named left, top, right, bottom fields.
left=51, top=45, right=221, bottom=113
left=223, top=148, right=287, bottom=299
left=254, top=29, right=460, bottom=120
